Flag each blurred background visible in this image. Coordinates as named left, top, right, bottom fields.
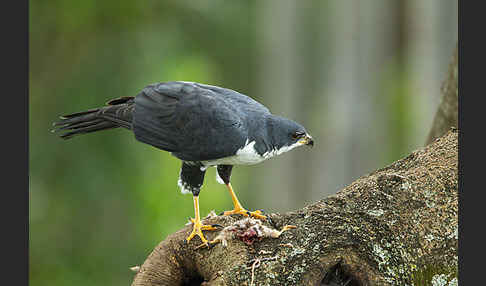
left=29, top=1, right=458, bottom=285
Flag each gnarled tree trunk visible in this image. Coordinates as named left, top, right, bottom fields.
left=130, top=129, right=457, bottom=286
left=130, top=44, right=459, bottom=286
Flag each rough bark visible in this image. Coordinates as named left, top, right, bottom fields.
left=130, top=129, right=458, bottom=286
left=425, top=43, right=458, bottom=145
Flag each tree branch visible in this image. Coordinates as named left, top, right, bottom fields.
left=131, top=129, right=458, bottom=286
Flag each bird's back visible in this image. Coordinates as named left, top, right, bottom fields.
left=132, top=82, right=271, bottom=162
left=191, top=82, right=270, bottom=115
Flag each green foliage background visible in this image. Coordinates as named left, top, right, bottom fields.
left=30, top=1, right=258, bottom=285
left=29, top=1, right=456, bottom=285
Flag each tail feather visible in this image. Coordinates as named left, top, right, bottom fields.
left=58, top=121, right=116, bottom=139
left=58, top=108, right=100, bottom=120
left=53, top=109, right=100, bottom=127
left=52, top=97, right=134, bottom=139
left=55, top=118, right=104, bottom=131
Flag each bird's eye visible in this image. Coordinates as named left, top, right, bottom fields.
left=291, top=131, right=305, bottom=140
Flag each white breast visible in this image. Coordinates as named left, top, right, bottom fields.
left=202, top=140, right=265, bottom=166
left=201, top=139, right=304, bottom=167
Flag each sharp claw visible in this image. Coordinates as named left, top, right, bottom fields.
left=221, top=208, right=268, bottom=220
left=185, top=218, right=220, bottom=248
left=219, top=211, right=225, bottom=216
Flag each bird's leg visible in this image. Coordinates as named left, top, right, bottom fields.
left=181, top=162, right=218, bottom=248
left=217, top=165, right=266, bottom=220
left=222, top=183, right=267, bottom=220
left=186, top=195, right=219, bottom=248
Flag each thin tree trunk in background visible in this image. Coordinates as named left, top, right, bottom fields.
left=317, top=0, right=360, bottom=200
left=425, top=43, right=458, bottom=145
left=254, top=0, right=301, bottom=212
left=407, top=0, right=459, bottom=147
left=312, top=0, right=396, bottom=200
left=407, top=0, right=442, bottom=145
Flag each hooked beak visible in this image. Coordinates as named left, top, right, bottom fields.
left=299, top=134, right=314, bottom=148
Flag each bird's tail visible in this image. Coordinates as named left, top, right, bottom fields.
left=52, top=97, right=134, bottom=139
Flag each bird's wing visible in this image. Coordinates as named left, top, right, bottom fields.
left=132, top=82, right=250, bottom=159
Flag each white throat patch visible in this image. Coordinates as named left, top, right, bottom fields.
left=262, top=141, right=304, bottom=159
left=201, top=139, right=304, bottom=168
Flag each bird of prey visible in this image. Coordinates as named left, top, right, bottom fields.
left=53, top=81, right=314, bottom=247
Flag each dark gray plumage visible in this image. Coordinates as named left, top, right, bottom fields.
left=53, top=81, right=314, bottom=247
left=133, top=82, right=260, bottom=161
left=53, top=81, right=313, bottom=193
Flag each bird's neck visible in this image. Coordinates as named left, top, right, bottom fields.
left=264, top=115, right=286, bottom=151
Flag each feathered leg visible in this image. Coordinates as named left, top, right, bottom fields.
left=179, top=163, right=219, bottom=248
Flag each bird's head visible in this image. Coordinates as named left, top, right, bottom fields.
left=267, top=115, right=314, bottom=153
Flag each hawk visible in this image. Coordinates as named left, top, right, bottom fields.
left=53, top=81, right=314, bottom=247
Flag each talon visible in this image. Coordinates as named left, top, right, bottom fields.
left=221, top=183, right=267, bottom=220
left=185, top=196, right=218, bottom=248
left=201, top=224, right=219, bottom=231
left=186, top=221, right=217, bottom=246
left=222, top=208, right=267, bottom=220
left=212, top=224, right=223, bottom=228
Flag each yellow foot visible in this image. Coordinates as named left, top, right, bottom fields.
left=222, top=208, right=267, bottom=220
left=186, top=218, right=219, bottom=248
